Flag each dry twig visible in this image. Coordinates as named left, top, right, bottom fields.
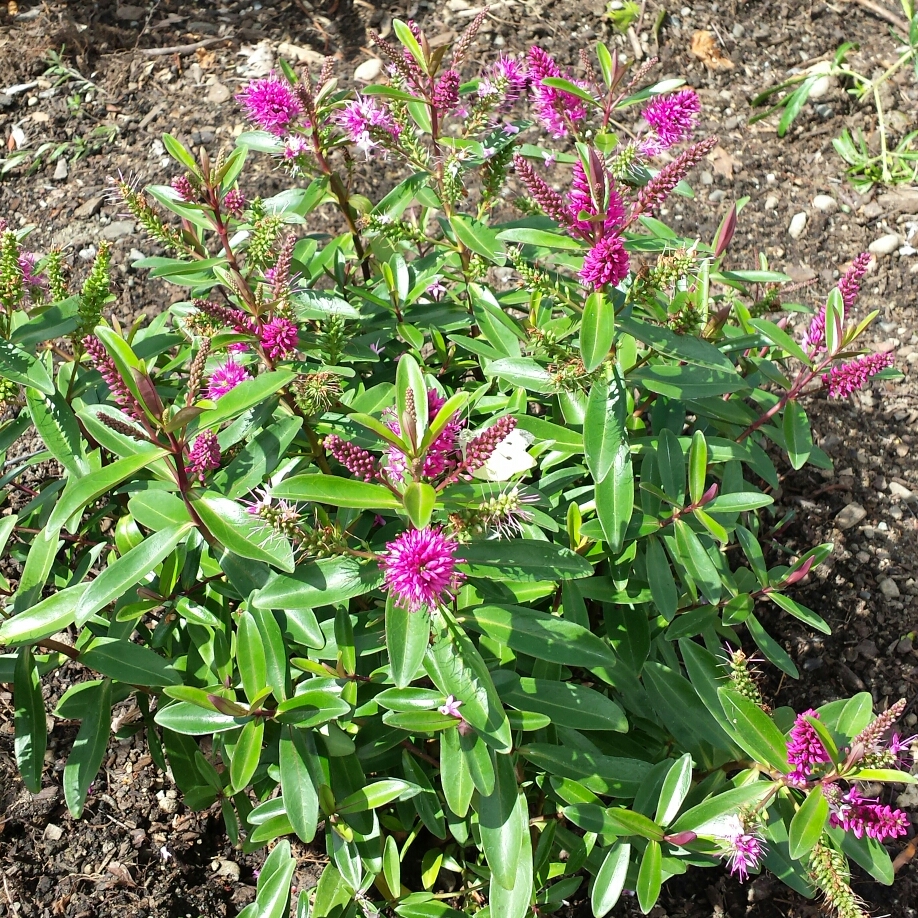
left=140, top=37, right=230, bottom=57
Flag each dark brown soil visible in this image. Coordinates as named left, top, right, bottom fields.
left=1, top=0, right=917, bottom=916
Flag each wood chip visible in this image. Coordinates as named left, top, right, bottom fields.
left=690, top=30, right=734, bottom=70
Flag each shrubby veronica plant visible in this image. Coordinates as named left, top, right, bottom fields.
left=0, top=13, right=911, bottom=918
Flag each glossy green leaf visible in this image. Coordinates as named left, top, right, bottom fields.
left=788, top=786, right=829, bottom=859
left=592, top=842, right=631, bottom=917
left=337, top=779, right=417, bottom=814
left=782, top=399, right=812, bottom=470
left=487, top=790, right=533, bottom=918
left=459, top=540, right=592, bottom=581
left=717, top=687, right=789, bottom=772
left=238, top=610, right=268, bottom=703
left=229, top=717, right=264, bottom=793
left=0, top=338, right=55, bottom=395
left=655, top=754, right=694, bottom=826
left=81, top=638, right=180, bottom=687
left=485, top=357, right=555, bottom=393
left=64, top=679, right=112, bottom=817
left=580, top=291, right=615, bottom=372
left=272, top=474, right=402, bottom=510
left=594, top=441, right=633, bottom=553
left=518, top=744, right=651, bottom=797
left=479, top=753, right=523, bottom=890
left=636, top=839, right=662, bottom=914
left=584, top=376, right=625, bottom=482
left=440, top=725, right=474, bottom=818
left=253, top=556, right=385, bottom=610
left=672, top=520, right=722, bottom=603
left=14, top=647, right=46, bottom=793
left=404, top=481, right=437, bottom=529
left=387, top=595, right=429, bottom=689
left=154, top=701, right=246, bottom=735
left=26, top=388, right=87, bottom=477
left=75, top=523, right=192, bottom=626
left=279, top=726, right=320, bottom=843
left=0, top=582, right=87, bottom=645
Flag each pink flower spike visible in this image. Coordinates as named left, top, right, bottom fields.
left=579, top=234, right=629, bottom=289
left=259, top=317, right=299, bottom=360
left=236, top=75, right=302, bottom=136
left=786, top=709, right=831, bottom=778
left=438, top=695, right=463, bottom=718
left=638, top=89, right=701, bottom=156
left=823, top=351, right=894, bottom=399
left=334, top=95, right=400, bottom=160
left=206, top=360, right=251, bottom=400
left=837, top=252, right=872, bottom=309
left=223, top=189, right=246, bottom=217
left=381, top=527, right=464, bottom=613
left=283, top=135, right=310, bottom=159
left=186, top=431, right=221, bottom=483
left=527, top=46, right=589, bottom=138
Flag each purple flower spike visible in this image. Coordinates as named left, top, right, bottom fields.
left=527, top=46, right=588, bottom=138
left=837, top=252, right=872, bottom=309
left=639, top=89, right=701, bottom=156
left=381, top=527, right=464, bottom=613
left=334, top=95, right=401, bottom=160
left=236, top=75, right=302, bottom=136
left=187, top=431, right=221, bottom=483
left=823, top=351, right=894, bottom=399
left=826, top=784, right=910, bottom=842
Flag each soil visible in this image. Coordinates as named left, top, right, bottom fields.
left=0, top=0, right=917, bottom=916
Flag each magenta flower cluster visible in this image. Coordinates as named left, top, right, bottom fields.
left=724, top=830, right=765, bottom=882
left=786, top=709, right=831, bottom=784
left=639, top=89, right=701, bottom=156
left=334, top=96, right=401, bottom=160
left=477, top=55, right=529, bottom=111
left=236, top=75, right=302, bottom=136
left=206, top=360, right=251, bottom=400
left=527, top=46, right=588, bottom=138
left=825, top=785, right=909, bottom=843
left=381, top=526, right=463, bottom=613
left=837, top=252, right=872, bottom=310
left=259, top=317, right=299, bottom=360
left=823, top=351, right=894, bottom=399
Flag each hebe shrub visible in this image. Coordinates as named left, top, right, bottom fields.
left=0, top=15, right=912, bottom=918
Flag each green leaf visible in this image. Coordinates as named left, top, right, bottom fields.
left=26, top=389, right=87, bottom=477
left=768, top=592, right=830, bottom=635
left=440, top=726, right=475, bottom=818
left=592, top=842, right=631, bottom=917
left=630, top=364, right=748, bottom=399
left=494, top=672, right=627, bottom=732
left=580, top=291, right=615, bottom=373
left=645, top=537, right=678, bottom=621
left=238, top=610, right=268, bottom=703
left=14, top=647, right=46, bottom=793
left=279, top=726, right=320, bottom=843
left=192, top=370, right=297, bottom=430
left=75, top=523, right=193, bottom=626
left=80, top=638, right=180, bottom=687
left=48, top=450, right=168, bottom=533
left=425, top=611, right=512, bottom=753
left=487, top=790, right=533, bottom=918
left=788, top=787, right=829, bottom=859
left=338, top=779, right=418, bottom=814
left=704, top=492, right=773, bottom=513
left=688, top=430, right=708, bottom=506
left=229, top=717, right=264, bottom=793
left=717, top=687, right=789, bottom=772
left=584, top=376, right=625, bottom=482
left=672, top=520, right=722, bottom=604
left=460, top=605, right=622, bottom=683
left=387, top=596, right=429, bottom=689
left=404, top=481, right=437, bottom=529
left=617, top=316, right=736, bottom=372
left=485, top=357, right=555, bottom=393
left=249, top=839, right=296, bottom=918
left=459, top=540, right=592, bottom=581
left=541, top=76, right=598, bottom=105
left=604, top=809, right=665, bottom=841
left=162, top=132, right=198, bottom=170
left=670, top=782, right=774, bottom=833
left=253, top=557, right=385, bottom=610
left=382, top=711, right=457, bottom=732
left=749, top=318, right=811, bottom=364
left=0, top=338, right=55, bottom=396
left=154, top=701, right=246, bottom=735
left=657, top=429, right=686, bottom=505
left=782, top=399, right=812, bottom=470
left=518, top=744, right=651, bottom=797
left=451, top=214, right=503, bottom=262
left=64, top=679, right=112, bottom=817
left=746, top=613, right=799, bottom=677
left=0, top=582, right=87, bottom=645
left=495, top=227, right=583, bottom=251
left=194, top=494, right=295, bottom=571
left=479, top=753, right=523, bottom=890
left=594, top=441, right=633, bottom=553
left=655, top=754, right=693, bottom=827
left=272, top=474, right=402, bottom=510
left=636, top=840, right=662, bottom=914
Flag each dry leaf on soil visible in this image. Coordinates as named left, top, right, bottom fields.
left=691, top=30, right=734, bottom=70
left=709, top=145, right=738, bottom=179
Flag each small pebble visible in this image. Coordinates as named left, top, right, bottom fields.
left=896, top=636, right=913, bottom=653
left=788, top=211, right=807, bottom=240
left=764, top=194, right=778, bottom=210
left=868, top=233, right=902, bottom=255
left=879, top=577, right=901, bottom=599
left=354, top=58, right=383, bottom=83
left=889, top=481, right=914, bottom=500
left=708, top=189, right=725, bottom=203
left=53, top=158, right=68, bottom=181
left=700, top=170, right=714, bottom=185
left=732, top=23, right=745, bottom=38
left=813, top=103, right=834, bottom=119
left=812, top=194, right=838, bottom=213
left=835, top=502, right=866, bottom=530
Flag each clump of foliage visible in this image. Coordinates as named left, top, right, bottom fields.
left=0, top=12, right=911, bottom=918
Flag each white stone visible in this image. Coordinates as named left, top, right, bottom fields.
left=889, top=481, right=914, bottom=500
left=812, top=194, right=838, bottom=213
left=868, top=233, right=902, bottom=255
left=277, top=42, right=325, bottom=66
left=53, top=158, right=68, bottom=181
left=835, top=502, right=867, bottom=530
left=354, top=58, right=384, bottom=83
left=206, top=82, right=231, bottom=104
left=764, top=195, right=779, bottom=210
left=788, top=211, right=807, bottom=239
left=807, top=75, right=833, bottom=99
